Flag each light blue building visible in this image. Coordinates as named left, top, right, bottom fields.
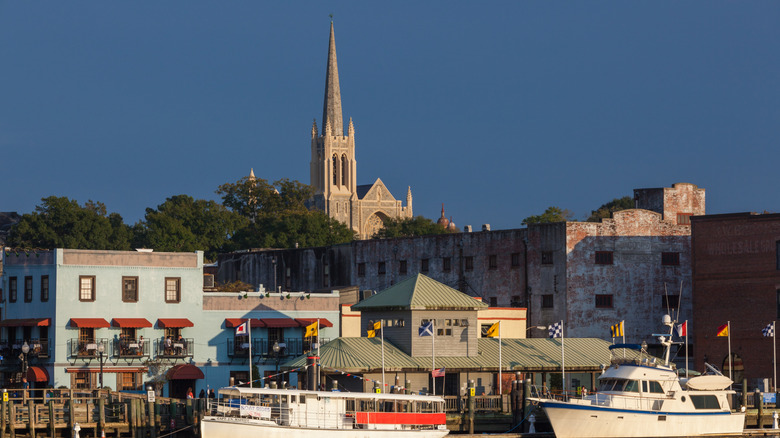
left=1, top=248, right=340, bottom=397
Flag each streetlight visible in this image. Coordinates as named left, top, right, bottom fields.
left=272, top=341, right=281, bottom=386
left=97, top=342, right=105, bottom=388
left=20, top=341, right=30, bottom=379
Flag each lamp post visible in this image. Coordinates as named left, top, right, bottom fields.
left=272, top=341, right=281, bottom=386
left=97, top=342, right=105, bottom=388
left=20, top=341, right=30, bottom=380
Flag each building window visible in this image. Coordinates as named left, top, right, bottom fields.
left=542, top=294, right=554, bottom=308
left=662, top=295, right=680, bottom=310
left=489, top=297, right=498, bottom=307
left=595, top=294, right=614, bottom=308
left=79, top=276, right=96, bottom=302
left=72, top=372, right=93, bottom=390
left=119, top=372, right=140, bottom=391
left=595, top=251, right=614, bottom=265
left=662, top=252, right=680, bottom=266
left=421, top=258, right=429, bottom=273
left=378, top=262, right=386, bottom=276
left=24, top=276, right=33, bottom=302
left=399, top=260, right=407, bottom=276
left=165, top=277, right=181, bottom=303
left=41, top=275, right=49, bottom=302
left=677, top=213, right=693, bottom=225
left=123, top=277, right=139, bottom=302
left=511, top=252, right=520, bottom=267
left=465, top=256, right=474, bottom=271
left=488, top=255, right=498, bottom=270
left=9, top=277, right=17, bottom=303
left=442, top=257, right=452, bottom=272
left=357, top=262, right=366, bottom=277
left=541, top=251, right=553, bottom=265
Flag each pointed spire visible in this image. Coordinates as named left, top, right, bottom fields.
left=249, top=168, right=256, bottom=181
left=311, top=119, right=318, bottom=139
left=322, top=22, right=344, bottom=137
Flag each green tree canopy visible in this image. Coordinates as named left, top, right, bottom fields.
left=7, top=196, right=132, bottom=250
left=522, top=206, right=575, bottom=226
left=134, top=195, right=248, bottom=261
left=216, top=176, right=313, bottom=219
left=586, top=196, right=634, bottom=222
left=231, top=211, right=355, bottom=249
left=371, top=216, right=451, bottom=239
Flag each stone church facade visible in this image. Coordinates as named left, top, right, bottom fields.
left=309, top=23, right=412, bottom=239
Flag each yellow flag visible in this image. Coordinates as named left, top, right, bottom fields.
left=367, top=329, right=376, bottom=338
left=610, top=321, right=623, bottom=338
left=373, top=321, right=382, bottom=330
left=304, top=321, right=318, bottom=337
left=485, top=322, right=499, bottom=338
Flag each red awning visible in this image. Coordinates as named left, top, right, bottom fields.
left=224, top=318, right=263, bottom=328
left=261, top=318, right=301, bottom=328
left=65, top=367, right=146, bottom=373
left=70, top=318, right=110, bottom=328
left=295, top=318, right=333, bottom=328
left=157, top=318, right=194, bottom=328
left=112, top=318, right=153, bottom=328
left=0, top=318, right=50, bottom=327
left=26, top=366, right=49, bottom=382
left=167, top=364, right=204, bottom=380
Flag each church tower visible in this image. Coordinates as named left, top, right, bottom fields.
left=310, top=23, right=413, bottom=238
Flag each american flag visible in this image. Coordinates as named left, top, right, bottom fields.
left=431, top=367, right=445, bottom=378
left=548, top=321, right=562, bottom=339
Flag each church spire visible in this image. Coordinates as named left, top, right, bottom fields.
left=322, top=21, right=344, bottom=137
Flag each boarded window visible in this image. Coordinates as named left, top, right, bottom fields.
left=542, top=294, right=554, bottom=308
left=595, top=294, right=613, bottom=308
left=541, top=251, right=553, bottom=265
left=677, top=213, right=693, bottom=225
left=595, top=251, right=614, bottom=265
left=662, top=252, right=680, bottom=266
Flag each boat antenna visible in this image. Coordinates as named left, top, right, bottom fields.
left=675, top=280, right=684, bottom=323
left=663, top=283, right=673, bottom=321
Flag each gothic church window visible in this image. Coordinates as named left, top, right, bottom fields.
left=332, top=154, right=339, bottom=186
left=341, top=154, right=348, bottom=186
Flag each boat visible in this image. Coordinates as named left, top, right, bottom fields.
left=201, top=386, right=449, bottom=438
left=530, top=314, right=745, bottom=438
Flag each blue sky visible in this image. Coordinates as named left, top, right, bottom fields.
left=1, top=2, right=778, bottom=231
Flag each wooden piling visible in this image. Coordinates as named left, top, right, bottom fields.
left=149, top=400, right=157, bottom=438
left=9, top=403, right=16, bottom=438
left=48, top=400, right=55, bottom=438
left=1, top=393, right=7, bottom=438
left=28, top=399, right=36, bottom=438
left=98, top=398, right=106, bottom=436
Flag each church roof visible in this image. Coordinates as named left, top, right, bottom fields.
left=351, top=273, right=487, bottom=311
left=322, top=22, right=343, bottom=136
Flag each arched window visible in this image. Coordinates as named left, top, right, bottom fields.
left=341, top=154, right=348, bottom=186
left=332, top=153, right=339, bottom=186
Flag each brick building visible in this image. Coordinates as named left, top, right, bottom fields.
left=691, top=212, right=780, bottom=387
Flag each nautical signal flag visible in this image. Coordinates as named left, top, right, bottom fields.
left=548, top=321, right=562, bottom=339
left=716, top=323, right=729, bottom=337
left=367, top=329, right=376, bottom=338
left=676, top=321, right=687, bottom=337
left=418, top=321, right=434, bottom=337
left=235, top=321, right=248, bottom=336
left=432, top=367, right=445, bottom=378
left=304, top=321, right=318, bottom=338
left=485, top=322, right=499, bottom=338
left=373, top=321, right=382, bottom=331
left=610, top=321, right=623, bottom=338
left=763, top=323, right=775, bottom=337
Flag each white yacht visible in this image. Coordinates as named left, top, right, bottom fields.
left=201, top=386, right=449, bottom=438
left=531, top=315, right=745, bottom=438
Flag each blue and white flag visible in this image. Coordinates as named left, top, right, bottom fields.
left=419, top=321, right=434, bottom=337
left=548, top=321, right=563, bottom=338
left=763, top=322, right=774, bottom=337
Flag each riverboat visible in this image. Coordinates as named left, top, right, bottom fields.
left=531, top=315, right=745, bottom=438
left=201, top=386, right=449, bottom=438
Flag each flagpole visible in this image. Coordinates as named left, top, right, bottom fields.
left=247, top=318, right=253, bottom=387
left=561, top=320, right=565, bottom=397
left=317, top=319, right=321, bottom=358
left=622, top=320, right=625, bottom=359
left=498, top=321, right=502, bottom=397
left=774, top=321, right=777, bottom=391
left=684, top=320, right=689, bottom=379
left=380, top=320, right=386, bottom=393
left=727, top=320, right=732, bottom=382
left=432, top=319, right=436, bottom=396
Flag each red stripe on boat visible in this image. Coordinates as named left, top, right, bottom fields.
left=354, top=412, right=446, bottom=425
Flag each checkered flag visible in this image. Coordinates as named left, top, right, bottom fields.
left=548, top=321, right=563, bottom=338
left=763, top=322, right=774, bottom=337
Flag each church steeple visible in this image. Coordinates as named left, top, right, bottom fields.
left=322, top=21, right=344, bottom=136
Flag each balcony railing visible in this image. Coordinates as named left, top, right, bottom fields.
left=155, top=338, right=194, bottom=358
left=0, top=339, right=50, bottom=360
left=113, top=338, right=150, bottom=358
left=69, top=338, right=111, bottom=358
left=27, top=339, right=50, bottom=359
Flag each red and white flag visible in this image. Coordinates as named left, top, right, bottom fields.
left=235, top=322, right=248, bottom=336
left=431, top=367, right=445, bottom=378
left=676, top=321, right=687, bottom=337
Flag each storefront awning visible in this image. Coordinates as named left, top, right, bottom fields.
left=66, top=367, right=147, bottom=373
left=224, top=318, right=263, bottom=328
left=157, top=318, right=194, bottom=328
left=26, top=366, right=49, bottom=382
left=295, top=318, right=333, bottom=328
left=167, top=364, right=204, bottom=380
left=0, top=318, right=50, bottom=327
left=70, top=318, right=110, bottom=328
left=261, top=318, right=301, bottom=328
left=112, top=318, right=153, bottom=328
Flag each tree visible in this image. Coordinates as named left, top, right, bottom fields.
left=216, top=176, right=313, bottom=219
left=134, top=195, right=248, bottom=261
left=7, top=196, right=132, bottom=250
left=371, top=216, right=450, bottom=239
left=522, top=206, right=575, bottom=226
left=586, top=196, right=634, bottom=222
left=231, top=211, right=355, bottom=249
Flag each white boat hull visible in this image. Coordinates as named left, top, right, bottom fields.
left=541, top=401, right=745, bottom=438
left=201, top=415, right=449, bottom=438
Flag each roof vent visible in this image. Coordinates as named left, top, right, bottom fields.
left=482, top=224, right=491, bottom=232
left=464, top=225, right=472, bottom=233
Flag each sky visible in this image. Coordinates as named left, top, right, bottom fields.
left=1, top=2, right=779, bottom=231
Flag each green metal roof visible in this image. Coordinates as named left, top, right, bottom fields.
left=282, top=337, right=651, bottom=373
left=351, top=273, right=488, bottom=311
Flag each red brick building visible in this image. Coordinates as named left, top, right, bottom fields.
left=691, top=212, right=780, bottom=387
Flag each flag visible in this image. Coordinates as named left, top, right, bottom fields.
left=373, top=321, right=382, bottom=331
left=548, top=321, right=562, bottom=338
left=419, top=321, right=434, bottom=337
left=235, top=322, right=248, bottom=336
left=367, top=329, right=376, bottom=338
left=763, top=323, right=774, bottom=337
left=304, top=321, right=318, bottom=337
left=676, top=321, right=687, bottom=337
left=485, top=322, right=499, bottom=338
left=716, top=323, right=729, bottom=337
left=431, top=367, right=445, bottom=378
left=610, top=321, right=623, bottom=338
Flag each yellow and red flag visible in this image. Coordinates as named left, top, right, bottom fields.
left=716, top=323, right=729, bottom=337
